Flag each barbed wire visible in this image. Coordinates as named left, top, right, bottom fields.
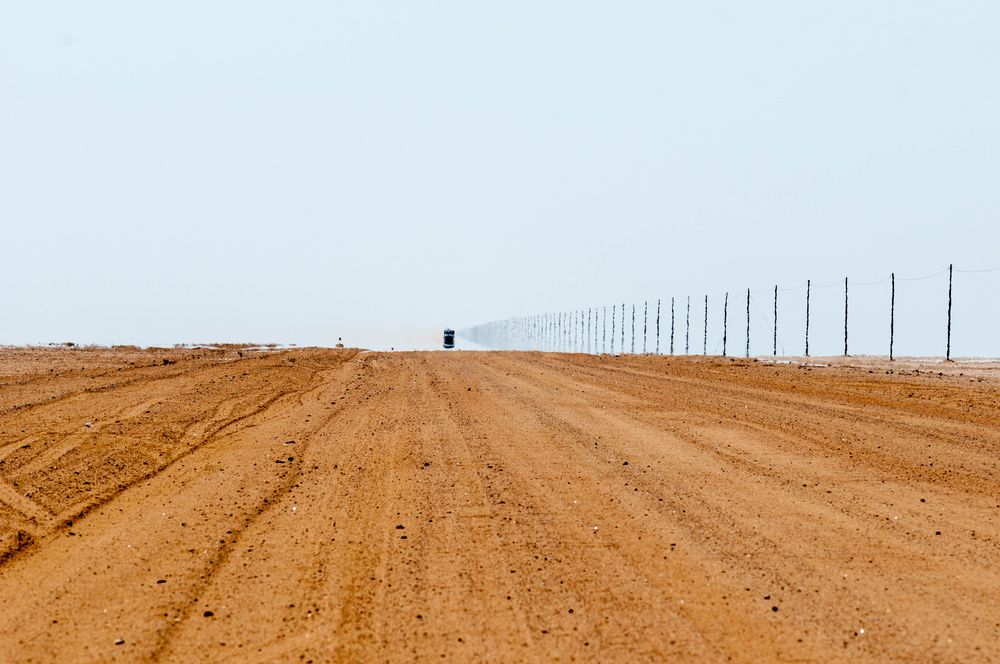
left=484, top=265, right=996, bottom=324
left=850, top=276, right=892, bottom=287
left=462, top=262, right=996, bottom=356
left=955, top=265, right=1000, bottom=274
left=897, top=267, right=950, bottom=282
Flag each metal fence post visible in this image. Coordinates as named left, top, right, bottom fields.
left=610, top=304, right=615, bottom=354
left=643, top=301, right=648, bottom=354
left=723, top=292, right=729, bottom=357
left=805, top=279, right=811, bottom=357
left=745, top=288, right=750, bottom=358
left=671, top=297, right=675, bottom=355
left=844, top=277, right=849, bottom=356
left=587, top=308, right=591, bottom=354
left=703, top=295, right=708, bottom=355
left=890, top=273, right=895, bottom=361
left=656, top=299, right=661, bottom=354
left=947, top=263, right=953, bottom=360
left=773, top=285, right=778, bottom=356
left=621, top=303, right=625, bottom=354
left=603, top=306, right=608, bottom=354
left=631, top=303, right=636, bottom=354
left=685, top=296, right=690, bottom=354
left=594, top=307, right=598, bottom=355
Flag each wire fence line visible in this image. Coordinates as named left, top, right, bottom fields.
left=459, top=263, right=1000, bottom=359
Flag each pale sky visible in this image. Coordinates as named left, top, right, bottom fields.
left=2, top=2, right=998, bottom=355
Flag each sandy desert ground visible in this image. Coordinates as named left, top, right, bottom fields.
left=0, top=346, right=997, bottom=662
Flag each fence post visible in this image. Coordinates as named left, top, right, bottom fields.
left=805, top=279, right=811, bottom=357
left=643, top=301, right=648, bottom=354
left=773, top=285, right=778, bottom=356
left=703, top=295, right=708, bottom=355
left=685, top=296, right=690, bottom=354
left=656, top=299, right=661, bottom=354
left=621, top=303, right=625, bottom=354
left=844, top=277, right=849, bottom=356
left=671, top=297, right=675, bottom=355
left=946, top=263, right=953, bottom=360
left=610, top=304, right=615, bottom=354
left=603, top=306, right=607, bottom=354
left=890, top=273, right=895, bottom=361
left=586, top=308, right=590, bottom=354
left=631, top=303, right=636, bottom=354
left=745, top=288, right=751, bottom=358
left=723, top=292, right=729, bottom=357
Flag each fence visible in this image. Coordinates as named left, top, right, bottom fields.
left=459, top=264, right=1000, bottom=359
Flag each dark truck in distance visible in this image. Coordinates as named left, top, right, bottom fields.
left=443, top=329, right=455, bottom=349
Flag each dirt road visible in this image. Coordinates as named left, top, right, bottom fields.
left=0, top=347, right=998, bottom=662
